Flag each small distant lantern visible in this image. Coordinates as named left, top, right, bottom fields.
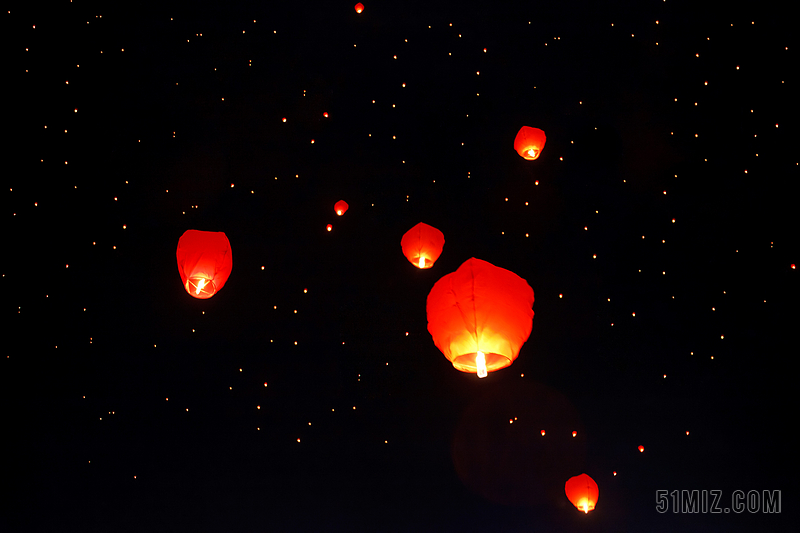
left=541, top=430, right=546, bottom=436
left=565, top=473, right=598, bottom=514
left=638, top=445, right=644, bottom=452
left=572, top=431, right=577, bottom=437
left=354, top=3, right=364, bottom=13
left=401, top=222, right=444, bottom=269
left=334, top=200, right=349, bottom=216
left=326, top=224, right=333, bottom=232
left=514, top=126, right=547, bottom=160
left=426, top=258, right=534, bottom=377
left=176, top=230, right=232, bottom=299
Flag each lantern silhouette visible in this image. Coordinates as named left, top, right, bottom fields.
left=334, top=200, right=349, bottom=216
left=514, top=126, right=546, bottom=160
left=401, top=222, right=444, bottom=269
left=354, top=3, right=364, bottom=13
left=565, top=473, right=598, bottom=513
left=426, top=258, right=534, bottom=377
left=176, top=230, right=232, bottom=299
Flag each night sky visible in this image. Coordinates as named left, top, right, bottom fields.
left=6, top=1, right=798, bottom=531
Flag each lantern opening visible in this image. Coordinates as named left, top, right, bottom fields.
left=450, top=351, right=513, bottom=374
left=476, top=351, right=487, bottom=378
left=576, top=497, right=594, bottom=512
left=337, top=210, right=343, bottom=215
left=186, top=276, right=216, bottom=298
left=419, top=257, right=426, bottom=268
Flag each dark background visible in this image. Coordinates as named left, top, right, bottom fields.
left=4, top=0, right=797, bottom=531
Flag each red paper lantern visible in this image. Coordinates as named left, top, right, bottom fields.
left=176, top=230, right=232, bottom=299
left=514, top=126, right=546, bottom=160
left=354, top=3, right=364, bottom=13
left=401, top=222, right=444, bottom=269
left=426, top=258, right=534, bottom=377
left=565, top=473, right=598, bottom=513
left=334, top=200, right=349, bottom=216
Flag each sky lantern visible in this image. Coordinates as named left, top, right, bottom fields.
left=354, top=3, right=364, bottom=13
left=334, top=200, right=349, bottom=216
left=426, top=258, right=534, bottom=377
left=401, top=222, right=444, bottom=269
left=514, top=126, right=546, bottom=160
left=565, top=473, right=598, bottom=513
left=176, top=230, right=232, bottom=299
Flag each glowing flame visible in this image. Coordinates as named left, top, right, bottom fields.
left=527, top=148, right=538, bottom=159
left=337, top=210, right=343, bottom=215
left=195, top=278, right=207, bottom=295
left=476, top=350, right=487, bottom=378
left=418, top=257, right=425, bottom=268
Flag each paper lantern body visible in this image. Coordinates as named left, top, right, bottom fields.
left=354, top=3, right=364, bottom=13
left=514, top=126, right=547, bottom=160
left=176, top=230, right=232, bottom=299
left=565, top=473, right=598, bottom=513
left=334, top=200, right=349, bottom=216
left=426, top=258, right=534, bottom=374
left=401, top=222, right=445, bottom=269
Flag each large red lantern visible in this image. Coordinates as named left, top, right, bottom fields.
left=176, top=230, right=232, bottom=299
left=401, top=222, right=444, bottom=269
left=565, top=473, right=598, bottom=513
left=334, top=200, right=349, bottom=216
left=426, top=258, right=534, bottom=377
left=354, top=3, right=364, bottom=13
left=514, top=126, right=546, bottom=160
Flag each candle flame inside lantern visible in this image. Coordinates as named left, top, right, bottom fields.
left=476, top=350, right=487, bottom=378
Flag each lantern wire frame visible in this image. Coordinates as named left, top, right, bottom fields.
left=185, top=276, right=217, bottom=299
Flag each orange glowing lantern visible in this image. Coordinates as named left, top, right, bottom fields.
left=334, top=200, right=349, bottom=216
left=565, top=473, right=598, bottom=514
left=638, top=445, right=644, bottom=452
left=176, top=230, right=232, bottom=299
left=426, top=258, right=534, bottom=377
left=401, top=222, right=444, bottom=269
left=514, top=126, right=547, bottom=160
left=354, top=3, right=364, bottom=13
